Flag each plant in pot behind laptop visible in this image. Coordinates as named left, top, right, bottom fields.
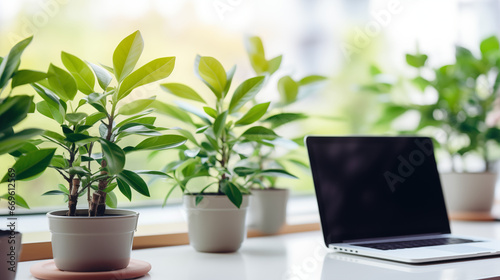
left=244, top=36, right=327, bottom=234
left=9, top=30, right=186, bottom=272
left=362, top=35, right=500, bottom=217
left=155, top=54, right=281, bottom=252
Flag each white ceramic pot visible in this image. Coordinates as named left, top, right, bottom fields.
left=440, top=173, right=497, bottom=213
left=249, top=188, right=289, bottom=235
left=47, top=209, right=139, bottom=272
left=184, top=194, right=249, bottom=253
left=0, top=230, right=21, bottom=280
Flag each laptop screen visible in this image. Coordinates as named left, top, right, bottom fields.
left=306, top=136, right=450, bottom=245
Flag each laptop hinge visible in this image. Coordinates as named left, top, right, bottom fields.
left=342, top=233, right=445, bottom=244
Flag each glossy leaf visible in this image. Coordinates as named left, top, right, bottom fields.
left=258, top=169, right=298, bottom=179
left=298, top=75, right=327, bottom=86
left=235, top=102, right=270, bottom=126
left=113, top=30, right=144, bottom=82
left=117, top=57, right=175, bottom=101
left=245, top=36, right=268, bottom=75
left=229, top=76, right=265, bottom=113
left=406, top=54, right=428, bottom=68
left=0, top=95, right=33, bottom=132
left=203, top=107, right=218, bottom=119
left=267, top=55, right=282, bottom=75
left=61, top=51, right=95, bottom=94
left=0, top=36, right=32, bottom=90
left=278, top=76, right=299, bottom=104
left=47, top=64, right=78, bottom=101
left=480, top=36, right=499, bottom=55
left=118, top=169, right=150, bottom=197
left=105, top=191, right=118, bottom=208
left=0, top=148, right=56, bottom=183
left=0, top=194, right=30, bottom=209
left=152, top=100, right=193, bottom=124
left=213, top=111, right=228, bottom=139
left=134, top=134, right=187, bottom=151
left=99, top=139, right=126, bottom=175
left=85, top=112, right=107, bottom=126
left=0, top=129, right=43, bottom=155
left=241, top=126, right=278, bottom=141
left=195, top=55, right=227, bottom=99
left=36, top=101, right=64, bottom=124
left=117, top=178, right=132, bottom=201
left=88, top=62, right=113, bottom=90
left=66, top=112, right=88, bottom=124
left=263, top=113, right=307, bottom=129
left=220, top=180, right=242, bottom=208
left=117, top=97, right=156, bottom=116
left=160, top=83, right=205, bottom=103
left=11, top=70, right=47, bottom=88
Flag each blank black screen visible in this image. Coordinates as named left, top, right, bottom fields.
left=306, top=136, right=450, bottom=246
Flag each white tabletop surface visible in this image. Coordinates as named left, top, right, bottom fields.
left=17, top=221, right=500, bottom=280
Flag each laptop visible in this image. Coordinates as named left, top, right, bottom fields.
left=306, top=136, right=500, bottom=263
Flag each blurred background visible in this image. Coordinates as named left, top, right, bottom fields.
left=1, top=0, right=499, bottom=211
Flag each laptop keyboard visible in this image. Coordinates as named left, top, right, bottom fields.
left=357, top=237, right=477, bottom=250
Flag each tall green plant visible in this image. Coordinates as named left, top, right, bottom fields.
left=364, top=36, right=500, bottom=172
left=0, top=36, right=50, bottom=208
left=155, top=55, right=290, bottom=207
left=15, top=31, right=186, bottom=216
left=244, top=36, right=327, bottom=188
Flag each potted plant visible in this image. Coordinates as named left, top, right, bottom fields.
left=0, top=36, right=49, bottom=280
left=363, top=36, right=500, bottom=217
left=244, top=36, right=326, bottom=234
left=11, top=30, right=186, bottom=272
left=154, top=54, right=281, bottom=252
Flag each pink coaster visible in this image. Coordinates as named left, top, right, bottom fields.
left=30, top=259, right=151, bottom=280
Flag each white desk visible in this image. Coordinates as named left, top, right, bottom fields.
left=17, top=221, right=500, bottom=280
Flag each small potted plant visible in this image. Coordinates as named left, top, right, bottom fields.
left=155, top=54, right=280, bottom=252
left=0, top=36, right=49, bottom=280
left=10, top=30, right=186, bottom=272
left=363, top=36, right=500, bottom=217
left=244, top=36, right=326, bottom=234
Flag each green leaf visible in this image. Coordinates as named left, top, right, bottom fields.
left=412, top=76, right=430, bottom=91
left=88, top=62, right=113, bottom=90
left=480, top=36, right=500, bottom=55
left=267, top=55, right=282, bottom=75
left=0, top=194, right=30, bottom=209
left=213, top=111, right=228, bottom=139
left=0, top=36, right=32, bottom=90
left=66, top=112, right=88, bottom=124
left=176, top=101, right=212, bottom=125
left=278, top=76, right=299, bottom=104
left=61, top=51, right=95, bottom=94
left=203, top=107, right=218, bottom=118
left=298, top=75, right=327, bottom=86
left=245, top=36, right=268, bottom=75
left=113, top=30, right=144, bottom=82
left=152, top=100, right=193, bottom=124
left=241, top=126, right=278, bottom=141
left=36, top=100, right=64, bottom=124
left=118, top=169, right=150, bottom=197
left=117, top=57, right=175, bottom=101
left=235, top=102, right=270, bottom=126
left=134, top=134, right=187, bottom=151
left=105, top=191, right=118, bottom=208
left=85, top=112, right=107, bottom=126
left=11, top=70, right=47, bottom=88
left=160, top=83, right=205, bottom=103
left=118, top=97, right=156, bottom=115
left=234, top=166, right=257, bottom=176
left=58, top=184, right=70, bottom=194
left=99, top=139, right=126, bottom=175
left=406, top=53, right=428, bottom=68
left=258, top=169, right=298, bottom=179
left=50, top=155, right=69, bottom=169
left=263, top=113, right=307, bottom=129
left=64, top=133, right=98, bottom=144
left=229, top=76, right=265, bottom=113
left=220, top=180, right=242, bottom=208
left=0, top=95, right=33, bottom=133
left=195, top=195, right=204, bottom=206
left=1, top=148, right=56, bottom=183
left=136, top=170, right=171, bottom=178
left=47, top=64, right=78, bottom=101
left=222, top=65, right=236, bottom=97
left=195, top=55, right=227, bottom=99
left=42, top=190, right=67, bottom=196
left=117, top=178, right=132, bottom=201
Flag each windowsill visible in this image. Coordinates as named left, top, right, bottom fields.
left=4, top=195, right=320, bottom=261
